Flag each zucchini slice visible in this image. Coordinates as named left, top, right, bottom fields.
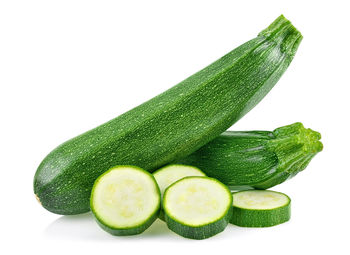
left=163, top=177, right=232, bottom=239
left=154, top=164, right=206, bottom=196
left=153, top=164, right=206, bottom=220
left=90, top=166, right=160, bottom=236
left=230, top=190, right=291, bottom=227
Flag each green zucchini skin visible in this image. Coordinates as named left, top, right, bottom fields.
left=230, top=190, right=291, bottom=227
left=94, top=212, right=159, bottom=236
left=230, top=202, right=290, bottom=227
left=34, top=15, right=302, bottom=215
left=165, top=207, right=233, bottom=240
left=178, top=122, right=323, bottom=190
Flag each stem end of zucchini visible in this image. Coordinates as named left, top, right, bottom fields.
left=268, top=122, right=323, bottom=176
left=259, top=15, right=303, bottom=57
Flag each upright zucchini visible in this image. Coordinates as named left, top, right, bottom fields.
left=34, top=15, right=302, bottom=215
left=178, top=122, right=323, bottom=190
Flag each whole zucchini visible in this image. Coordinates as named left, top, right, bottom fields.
left=178, top=123, right=323, bottom=189
left=34, top=15, right=302, bottom=215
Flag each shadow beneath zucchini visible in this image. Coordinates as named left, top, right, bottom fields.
left=140, top=219, right=171, bottom=238
left=44, top=212, right=109, bottom=241
left=45, top=214, right=172, bottom=240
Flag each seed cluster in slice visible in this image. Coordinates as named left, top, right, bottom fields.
left=90, top=165, right=160, bottom=236
left=154, top=165, right=206, bottom=196
left=153, top=164, right=206, bottom=220
left=230, top=190, right=291, bottom=227
left=163, top=176, right=232, bottom=240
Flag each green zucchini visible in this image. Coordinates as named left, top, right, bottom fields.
left=230, top=190, right=291, bottom=227
left=34, top=15, right=302, bottom=215
left=178, top=122, right=322, bottom=190
left=90, top=165, right=160, bottom=236
left=153, top=164, right=206, bottom=220
left=163, top=177, right=232, bottom=239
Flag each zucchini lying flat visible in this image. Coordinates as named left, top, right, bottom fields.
left=34, top=15, right=302, bottom=215
left=90, top=166, right=160, bottom=236
left=178, top=122, right=322, bottom=190
left=163, top=177, right=232, bottom=239
left=230, top=190, right=291, bottom=227
left=153, top=164, right=206, bottom=220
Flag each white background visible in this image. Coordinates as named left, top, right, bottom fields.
left=1, top=0, right=349, bottom=254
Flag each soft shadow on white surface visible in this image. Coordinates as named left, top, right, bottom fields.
left=44, top=212, right=258, bottom=242
left=45, top=213, right=107, bottom=241
left=45, top=213, right=174, bottom=241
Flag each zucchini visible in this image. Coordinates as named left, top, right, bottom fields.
left=153, top=164, right=206, bottom=220
left=90, top=166, right=160, bottom=236
left=163, top=177, right=232, bottom=239
left=34, top=15, right=302, bottom=215
left=178, top=122, right=322, bottom=190
left=230, top=190, right=291, bottom=227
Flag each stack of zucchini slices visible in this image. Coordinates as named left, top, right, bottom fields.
left=90, top=164, right=291, bottom=239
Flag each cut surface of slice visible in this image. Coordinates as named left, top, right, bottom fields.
left=231, top=190, right=291, bottom=227
left=154, top=164, right=206, bottom=196
left=154, top=165, right=206, bottom=220
left=163, top=176, right=232, bottom=239
left=90, top=165, right=160, bottom=236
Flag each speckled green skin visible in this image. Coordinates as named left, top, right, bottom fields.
left=94, top=211, right=159, bottom=236
left=163, top=177, right=233, bottom=240
left=34, top=15, right=302, bottom=215
left=178, top=123, right=323, bottom=190
left=165, top=207, right=232, bottom=240
left=90, top=166, right=160, bottom=236
left=230, top=191, right=291, bottom=227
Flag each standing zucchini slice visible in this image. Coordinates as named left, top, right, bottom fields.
left=153, top=164, right=206, bottom=220
left=163, top=177, right=232, bottom=239
left=230, top=190, right=291, bottom=227
left=90, top=166, right=160, bottom=236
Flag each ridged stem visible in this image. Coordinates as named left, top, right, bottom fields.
left=258, top=15, right=303, bottom=57
left=267, top=122, right=323, bottom=175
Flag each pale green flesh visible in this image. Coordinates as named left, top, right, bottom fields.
left=233, top=190, right=289, bottom=210
left=91, top=167, right=160, bottom=228
left=164, top=177, right=231, bottom=226
left=153, top=165, right=205, bottom=197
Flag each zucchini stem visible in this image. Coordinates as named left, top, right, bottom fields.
left=259, top=15, right=303, bottom=57
left=268, top=122, right=323, bottom=175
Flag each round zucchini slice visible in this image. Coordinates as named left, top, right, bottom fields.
left=90, top=165, right=160, bottom=236
left=153, top=164, right=206, bottom=221
left=163, top=176, right=232, bottom=240
left=154, top=164, right=206, bottom=196
left=230, top=190, right=291, bottom=227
